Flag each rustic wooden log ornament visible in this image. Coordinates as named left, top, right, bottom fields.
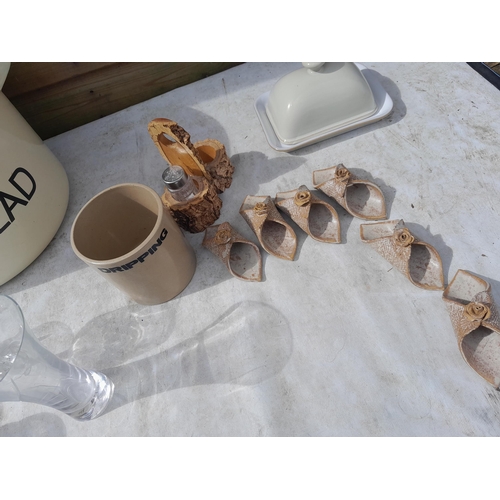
left=148, top=118, right=234, bottom=233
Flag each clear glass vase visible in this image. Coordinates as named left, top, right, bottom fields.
left=0, top=294, right=114, bottom=420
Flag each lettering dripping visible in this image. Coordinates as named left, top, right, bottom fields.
left=98, top=228, right=169, bottom=273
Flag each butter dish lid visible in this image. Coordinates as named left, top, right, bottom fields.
left=265, top=62, right=378, bottom=145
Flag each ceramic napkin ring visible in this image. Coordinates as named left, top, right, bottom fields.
left=239, top=195, right=297, bottom=261
left=360, top=219, right=444, bottom=290
left=312, top=164, right=386, bottom=220
left=274, top=185, right=341, bottom=244
left=443, top=270, right=500, bottom=387
left=202, top=222, right=262, bottom=282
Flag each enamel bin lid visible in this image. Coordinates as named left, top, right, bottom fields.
left=265, top=62, right=378, bottom=145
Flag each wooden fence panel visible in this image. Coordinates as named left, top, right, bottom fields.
left=2, top=62, right=242, bottom=139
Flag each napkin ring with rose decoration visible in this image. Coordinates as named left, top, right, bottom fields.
left=239, top=195, right=297, bottom=261
left=202, top=222, right=262, bottom=282
left=442, top=269, right=500, bottom=387
left=360, top=219, right=444, bottom=290
left=274, top=185, right=341, bottom=244
left=312, top=164, right=386, bottom=220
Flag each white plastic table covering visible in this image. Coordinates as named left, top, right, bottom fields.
left=1, top=62, right=500, bottom=436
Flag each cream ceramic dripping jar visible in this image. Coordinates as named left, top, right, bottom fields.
left=0, top=62, right=69, bottom=285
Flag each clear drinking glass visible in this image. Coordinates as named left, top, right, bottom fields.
left=0, top=294, right=114, bottom=420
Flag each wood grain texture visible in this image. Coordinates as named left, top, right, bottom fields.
left=2, top=62, right=243, bottom=140
left=485, top=62, right=500, bottom=75
left=148, top=118, right=234, bottom=194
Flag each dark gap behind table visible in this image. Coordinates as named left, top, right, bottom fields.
left=467, top=62, right=500, bottom=91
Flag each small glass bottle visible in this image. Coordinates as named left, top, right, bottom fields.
left=162, top=165, right=201, bottom=202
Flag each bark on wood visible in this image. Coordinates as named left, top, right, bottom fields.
left=148, top=118, right=234, bottom=193
left=148, top=118, right=209, bottom=179
left=194, top=138, right=234, bottom=193
left=161, top=176, right=222, bottom=233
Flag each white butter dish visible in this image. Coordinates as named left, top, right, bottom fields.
left=255, top=63, right=393, bottom=152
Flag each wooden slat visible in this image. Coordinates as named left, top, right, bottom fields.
left=2, top=62, right=243, bottom=140
left=485, top=62, right=500, bottom=75
left=2, top=62, right=115, bottom=97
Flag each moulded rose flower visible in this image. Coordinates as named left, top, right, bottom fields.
left=464, top=302, right=491, bottom=322
left=214, top=228, right=231, bottom=245
left=294, top=190, right=311, bottom=207
left=335, top=166, right=350, bottom=182
left=253, top=202, right=268, bottom=215
left=394, top=228, right=414, bottom=247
